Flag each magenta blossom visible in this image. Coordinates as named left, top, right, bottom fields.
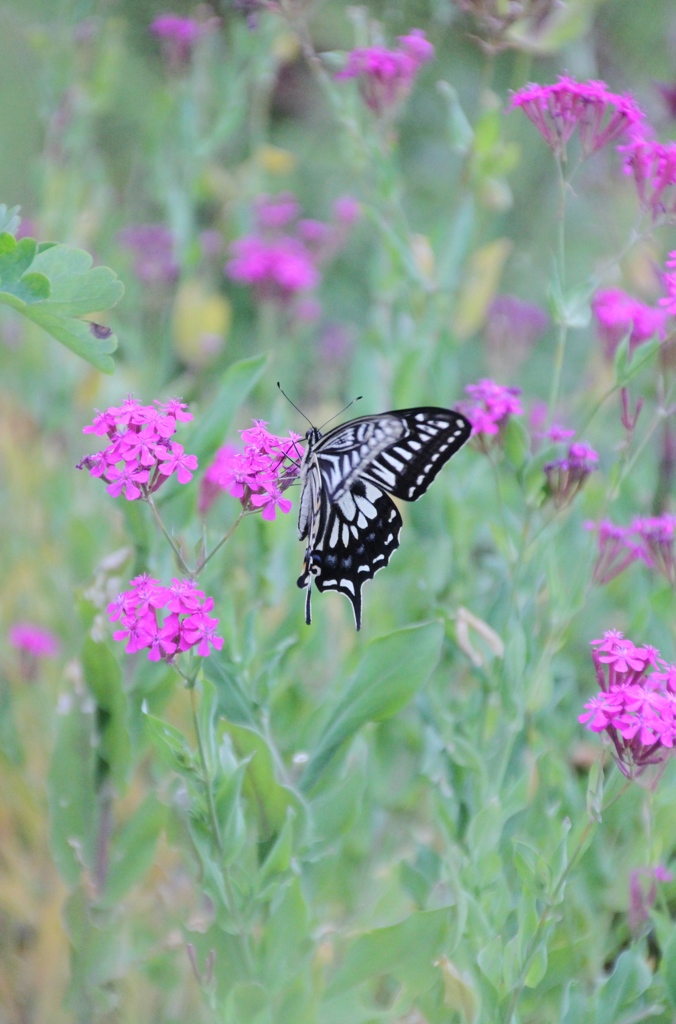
left=587, top=513, right=676, bottom=586
left=544, top=440, right=599, bottom=509
left=581, top=631, right=676, bottom=778
left=659, top=251, right=676, bottom=315
left=226, top=192, right=358, bottom=316
left=150, top=14, right=219, bottom=67
left=460, top=378, right=523, bottom=449
left=629, top=864, right=674, bottom=934
left=77, top=397, right=197, bottom=501
left=587, top=520, right=649, bottom=585
left=592, top=288, right=666, bottom=360
left=633, top=514, right=676, bottom=584
left=109, top=575, right=223, bottom=662
left=622, top=137, right=676, bottom=223
left=510, top=75, right=644, bottom=161
left=199, top=421, right=303, bottom=518
left=117, top=224, right=178, bottom=285
left=9, top=622, right=60, bottom=658
left=336, top=29, right=434, bottom=117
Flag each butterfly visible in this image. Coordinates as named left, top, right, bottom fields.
left=296, top=407, right=472, bottom=630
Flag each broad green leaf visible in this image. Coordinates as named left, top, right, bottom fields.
left=261, top=878, right=310, bottom=987
left=502, top=416, right=530, bottom=471
left=225, top=982, right=271, bottom=1024
left=214, top=761, right=248, bottom=864
left=0, top=234, right=122, bottom=373
left=310, top=756, right=367, bottom=843
left=325, top=908, right=451, bottom=997
left=145, top=713, right=197, bottom=777
left=81, top=637, right=131, bottom=789
left=202, top=649, right=256, bottom=726
left=477, top=935, right=503, bottom=991
left=30, top=243, right=124, bottom=315
left=100, top=795, right=166, bottom=906
left=0, top=204, right=20, bottom=234
left=594, top=950, right=653, bottom=1024
left=224, top=721, right=303, bottom=840
left=48, top=693, right=98, bottom=886
left=437, top=956, right=480, bottom=1023
left=300, top=622, right=444, bottom=793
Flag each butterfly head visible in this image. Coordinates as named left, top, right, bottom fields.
left=305, top=426, right=323, bottom=449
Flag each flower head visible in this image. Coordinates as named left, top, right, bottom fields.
left=336, top=28, right=434, bottom=117
left=460, top=378, right=523, bottom=450
left=543, top=440, right=599, bottom=509
left=9, top=622, right=60, bottom=658
left=77, top=397, right=197, bottom=501
left=592, top=288, right=666, bottom=360
left=199, top=422, right=303, bottom=518
left=659, top=251, right=676, bottom=315
left=510, top=75, right=644, bottom=161
left=109, top=576, right=222, bottom=662
left=622, top=137, right=676, bottom=223
left=587, top=519, right=648, bottom=585
left=581, top=631, right=676, bottom=779
left=150, top=14, right=218, bottom=67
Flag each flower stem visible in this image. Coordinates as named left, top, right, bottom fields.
left=196, top=510, right=249, bottom=574
left=146, top=494, right=192, bottom=575
left=546, top=158, right=569, bottom=425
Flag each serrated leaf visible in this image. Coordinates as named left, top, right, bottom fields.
left=300, top=622, right=444, bottom=793
left=18, top=305, right=118, bottom=373
left=30, top=243, right=124, bottom=316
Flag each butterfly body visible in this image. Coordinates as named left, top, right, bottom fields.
left=296, top=407, right=471, bottom=630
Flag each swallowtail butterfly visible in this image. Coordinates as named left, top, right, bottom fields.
left=296, top=407, right=472, bottom=630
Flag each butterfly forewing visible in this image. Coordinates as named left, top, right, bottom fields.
left=297, top=406, right=471, bottom=630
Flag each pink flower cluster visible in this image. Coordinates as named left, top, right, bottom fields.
left=78, top=397, right=197, bottom=501
left=510, top=75, right=644, bottom=160
left=580, top=631, right=676, bottom=778
left=460, top=378, right=523, bottom=442
left=589, top=514, right=676, bottom=586
left=108, top=575, right=223, bottom=662
left=622, top=137, right=676, bottom=223
left=9, top=622, right=60, bottom=658
left=336, top=29, right=434, bottom=117
left=543, top=440, right=599, bottom=509
left=200, top=420, right=303, bottom=520
left=150, top=14, right=219, bottom=67
left=592, top=288, right=667, bottom=360
left=225, top=192, right=360, bottom=316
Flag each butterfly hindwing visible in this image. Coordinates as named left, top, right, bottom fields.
left=297, top=406, right=471, bottom=630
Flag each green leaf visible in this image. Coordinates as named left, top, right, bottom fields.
left=502, top=416, right=530, bottom=470
left=145, top=713, right=197, bottom=778
left=48, top=693, right=98, bottom=886
left=224, top=721, right=303, bottom=840
left=202, top=649, right=256, bottom=726
left=300, top=622, right=444, bottom=793
left=0, top=235, right=123, bottom=372
left=81, top=637, right=131, bottom=789
left=214, top=761, right=248, bottom=865
left=325, top=908, right=451, bottom=997
left=100, top=795, right=166, bottom=906
left=594, top=950, right=653, bottom=1024
left=0, top=204, right=20, bottom=234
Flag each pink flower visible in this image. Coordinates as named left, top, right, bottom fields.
left=510, top=76, right=644, bottom=160
left=629, top=864, right=674, bottom=934
left=78, top=397, right=198, bottom=501
left=659, top=251, right=676, bottom=315
left=199, top=422, right=302, bottom=518
left=460, top=378, right=523, bottom=445
left=543, top=440, right=599, bottom=509
left=150, top=14, right=217, bottom=67
left=333, top=195, right=361, bottom=225
left=633, top=514, right=676, bottom=584
left=9, top=622, right=60, bottom=658
left=622, top=137, right=676, bottom=222
left=226, top=236, right=320, bottom=298
left=255, top=192, right=300, bottom=230
left=588, top=519, right=648, bottom=585
left=581, top=632, right=676, bottom=778
left=336, top=28, right=434, bottom=117
left=592, top=288, right=666, bottom=360
left=109, top=577, right=222, bottom=662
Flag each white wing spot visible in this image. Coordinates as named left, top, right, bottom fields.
left=415, top=413, right=426, bottom=421
left=388, top=508, right=397, bottom=521
left=373, top=554, right=385, bottom=563
left=342, top=524, right=350, bottom=546
left=358, top=565, right=370, bottom=573
left=408, top=486, right=416, bottom=497
left=385, top=533, right=393, bottom=544
left=340, top=579, right=355, bottom=595
left=330, top=519, right=340, bottom=547
left=408, top=440, right=421, bottom=451
left=357, top=513, right=368, bottom=528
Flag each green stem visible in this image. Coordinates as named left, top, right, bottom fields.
left=502, top=767, right=631, bottom=1022
left=146, top=495, right=192, bottom=575
left=546, top=158, right=569, bottom=425
left=196, top=510, right=248, bottom=574
left=188, top=681, right=254, bottom=974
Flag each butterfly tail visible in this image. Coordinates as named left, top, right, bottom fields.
left=304, top=582, right=312, bottom=625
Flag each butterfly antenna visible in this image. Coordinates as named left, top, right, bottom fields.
left=277, top=382, right=315, bottom=428
left=318, top=395, right=363, bottom=432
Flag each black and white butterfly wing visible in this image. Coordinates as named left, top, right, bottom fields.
left=297, top=407, right=471, bottom=630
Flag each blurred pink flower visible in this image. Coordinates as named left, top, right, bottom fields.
left=622, top=137, right=676, bottom=222
left=659, top=251, right=676, bottom=315
left=510, top=75, right=644, bottom=160
left=150, top=14, right=218, bottom=66
left=460, top=378, right=523, bottom=445
left=9, top=623, right=60, bottom=658
left=117, top=223, right=178, bottom=285
left=629, top=864, right=674, bottom=934
left=593, top=288, right=666, bottom=359
left=336, top=28, right=434, bottom=116
left=544, top=441, right=599, bottom=508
